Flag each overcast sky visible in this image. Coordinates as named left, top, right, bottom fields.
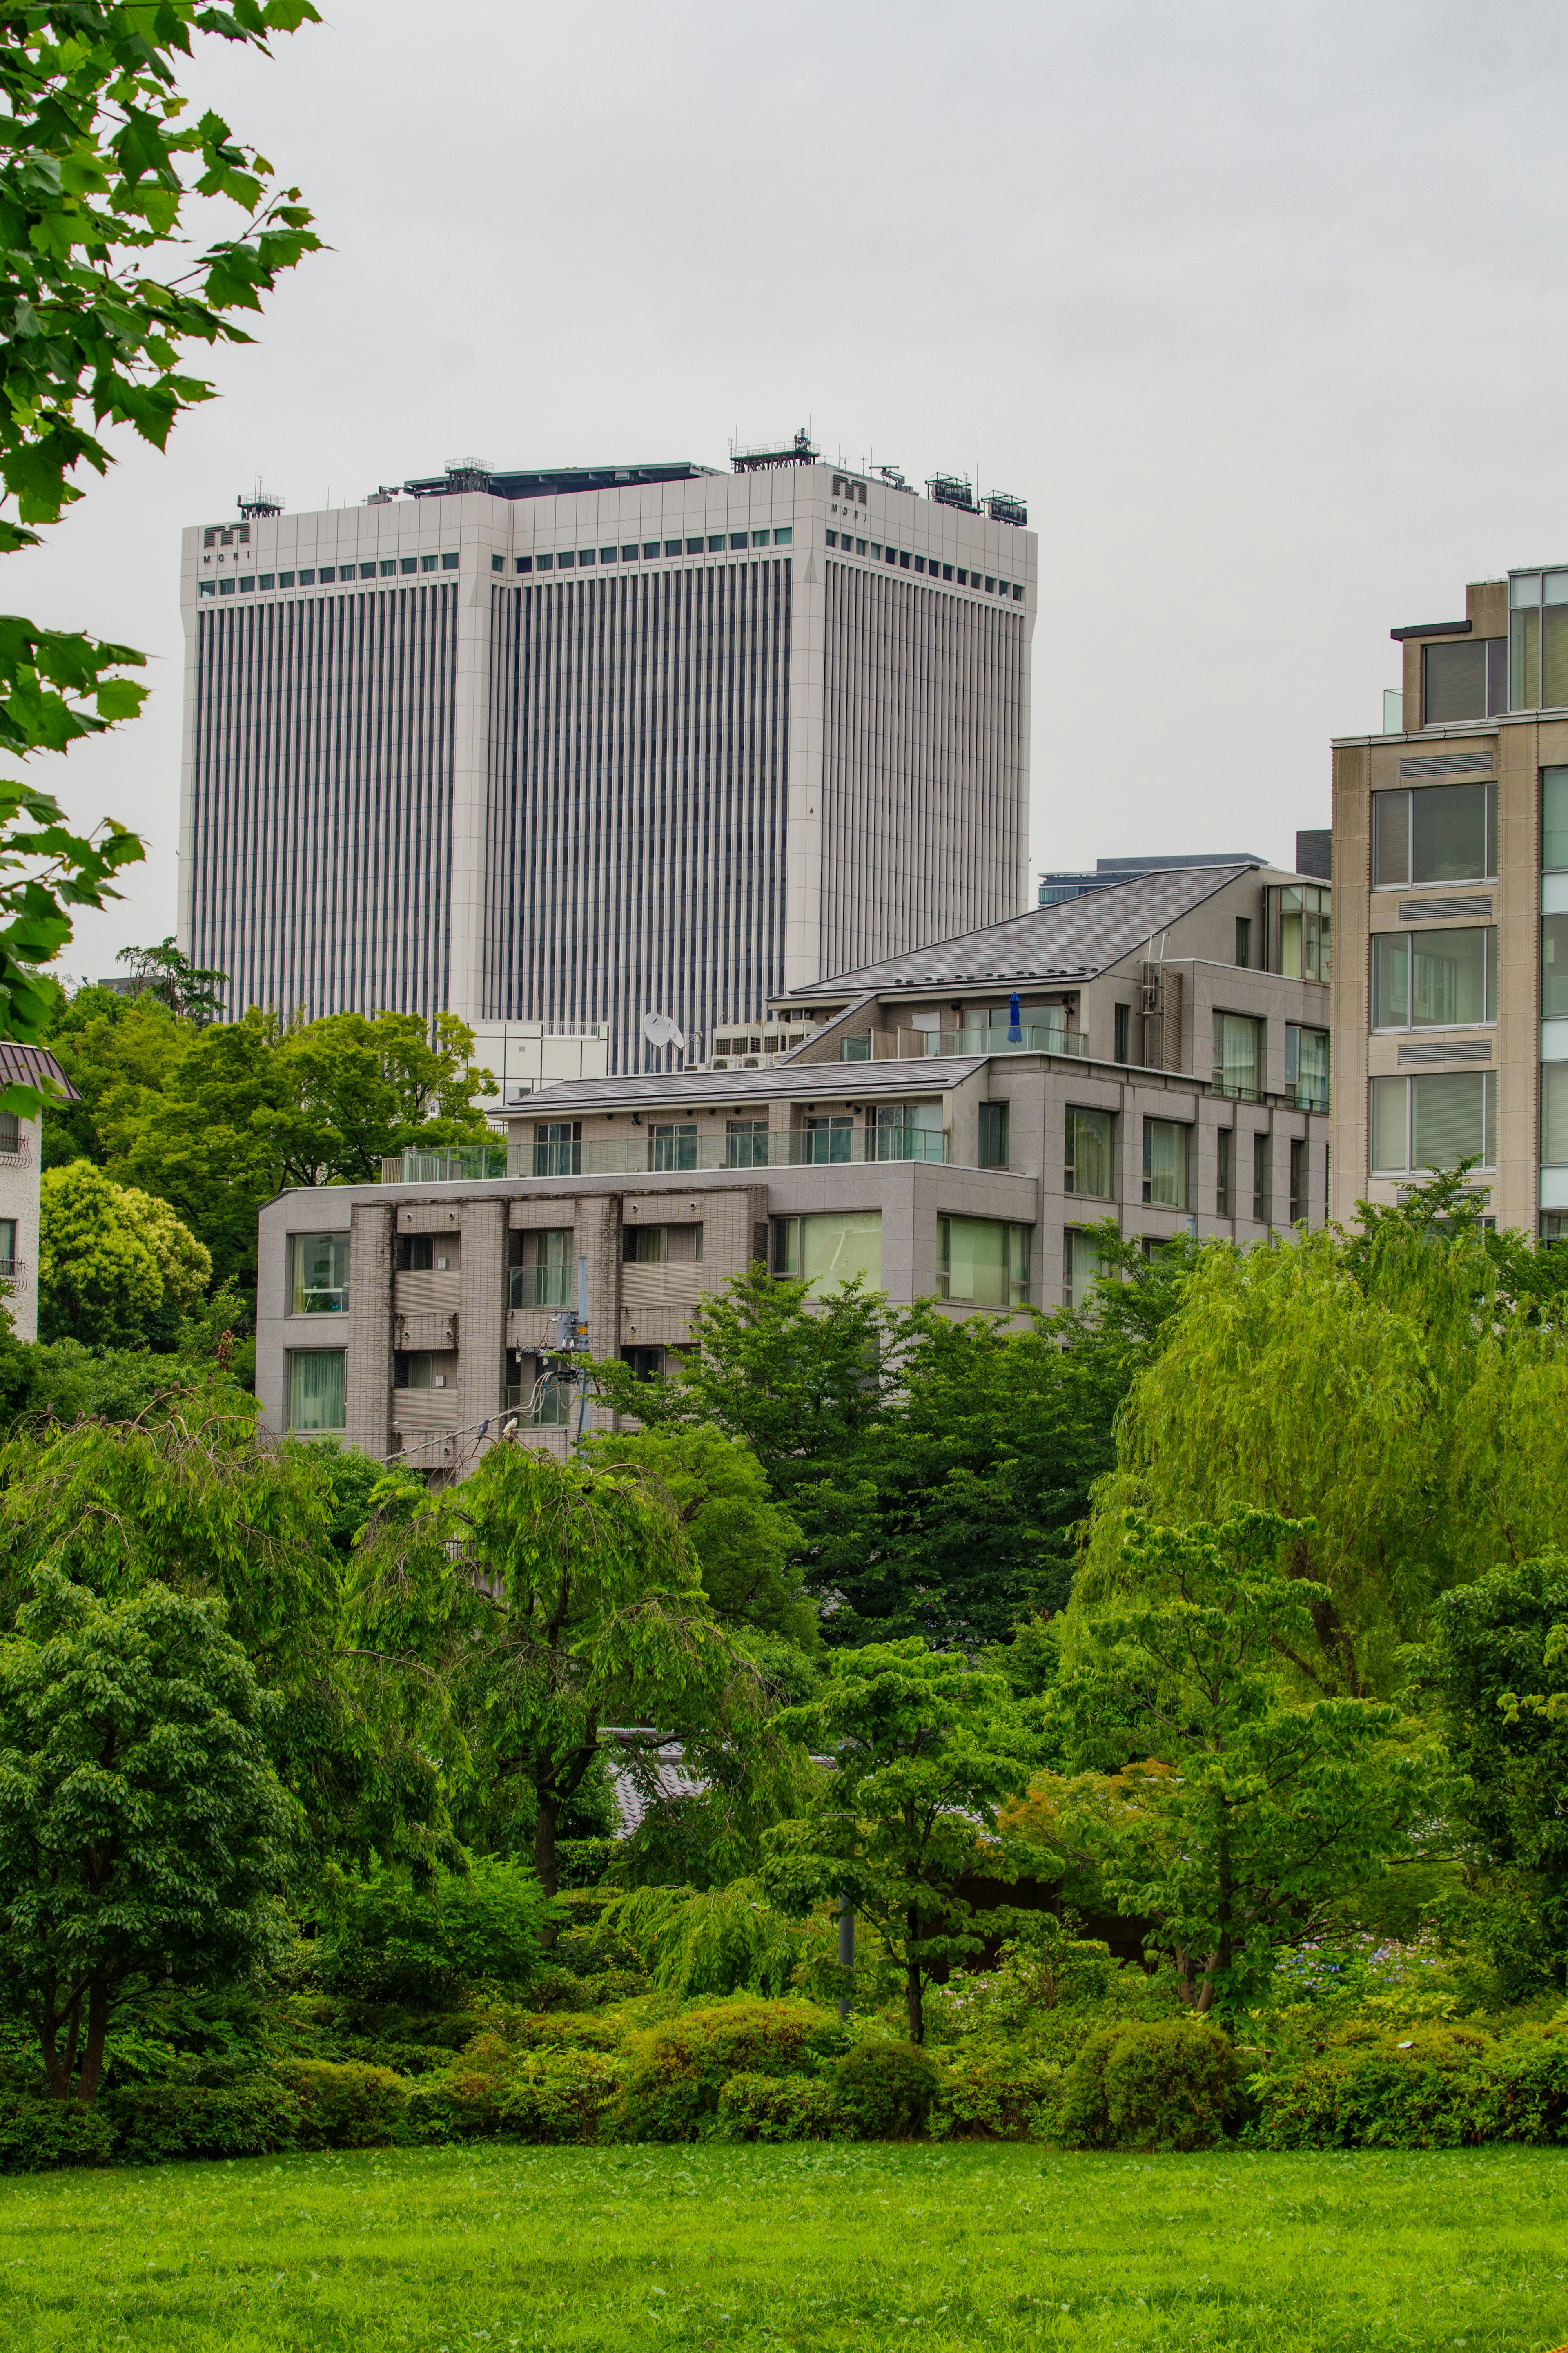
left=16, top=0, right=1568, bottom=982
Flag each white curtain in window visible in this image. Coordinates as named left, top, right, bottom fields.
left=287, top=1350, right=345, bottom=1432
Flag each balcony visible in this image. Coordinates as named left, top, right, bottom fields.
left=508, top=1263, right=572, bottom=1309
left=397, top=1144, right=508, bottom=1183
left=394, top=1269, right=461, bottom=1315
left=840, top=1024, right=1087, bottom=1062
left=391, top=1386, right=459, bottom=1434
left=621, top=1260, right=707, bottom=1309
left=511, top=1125, right=951, bottom=1179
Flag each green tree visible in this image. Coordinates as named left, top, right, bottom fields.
left=1030, top=1510, right=1434, bottom=2015
left=1425, top=1555, right=1568, bottom=1987
left=352, top=1443, right=762, bottom=1908
left=48, top=1003, right=496, bottom=1293
left=1080, top=1215, right=1568, bottom=1697
left=761, top=1638, right=1040, bottom=2042
left=112, top=936, right=226, bottom=1024
left=0, top=2, right=319, bottom=1105
left=38, top=1160, right=209, bottom=1346
left=579, top=1424, right=819, bottom=1650
left=0, top=1563, right=292, bottom=2101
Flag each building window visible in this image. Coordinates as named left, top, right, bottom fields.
left=870, top=1102, right=944, bottom=1162
left=620, top=1345, right=663, bottom=1381
left=1252, top=1133, right=1271, bottom=1224
left=774, top=528, right=792, bottom=545
left=1063, top=1226, right=1111, bottom=1311
left=1114, top=1003, right=1131, bottom=1065
left=684, top=538, right=702, bottom=555
left=647, top=1122, right=697, bottom=1172
left=622, top=544, right=639, bottom=560
left=289, top=1231, right=350, bottom=1315
left=1285, top=1024, right=1330, bottom=1111
left=839, top=1034, right=872, bottom=1061
left=441, top=551, right=458, bottom=569
left=1064, top=1105, right=1112, bottom=1196
left=514, top=556, right=532, bottom=574
left=978, top=1100, right=1010, bottom=1169
left=258, top=573, right=274, bottom=591
left=802, top=1113, right=853, bottom=1164
left=1234, top=916, right=1252, bottom=968
left=0, top=1111, right=18, bottom=1153
left=730, top=533, right=747, bottom=549
left=537, top=553, right=553, bottom=570
left=558, top=551, right=575, bottom=569
left=1372, top=783, right=1496, bottom=888
left=1268, top=883, right=1331, bottom=982
left=532, top=1120, right=581, bottom=1177
left=1212, top=1012, right=1262, bottom=1100
left=359, top=563, right=375, bottom=580
left=1216, top=1126, right=1234, bottom=1218
left=0, top=1216, right=15, bottom=1278
left=1423, top=637, right=1494, bottom=724
left=624, top=1222, right=703, bottom=1263
left=218, top=576, right=234, bottom=594
left=1544, top=768, right=1568, bottom=871
left=402, top=557, right=417, bottom=574
left=298, top=569, right=314, bottom=584
left=1375, top=927, right=1497, bottom=1027
left=826, top=530, right=837, bottom=549
left=1542, top=1065, right=1568, bottom=1167
left=198, top=579, right=215, bottom=596
left=707, top=535, right=726, bottom=552
left=508, top=1226, right=572, bottom=1309
left=772, top=1211, right=881, bottom=1294
left=1289, top=1137, right=1308, bottom=1224
left=380, top=559, right=396, bottom=577
left=726, top=1117, right=770, bottom=1168
left=1370, top=1072, right=1496, bottom=1174
left=577, top=550, right=595, bottom=566
left=1510, top=569, right=1568, bottom=709
left=937, top=1215, right=1030, bottom=1308
left=278, top=571, right=295, bottom=587
left=1142, top=1119, right=1188, bottom=1209
left=286, top=1350, right=345, bottom=1432
left=237, top=576, right=254, bottom=593
left=600, top=547, right=616, bottom=563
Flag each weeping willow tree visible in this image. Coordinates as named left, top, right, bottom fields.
left=1076, top=1218, right=1568, bottom=1698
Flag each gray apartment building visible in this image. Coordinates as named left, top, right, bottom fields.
left=179, top=447, right=1035, bottom=1077
left=1330, top=562, right=1568, bottom=1233
left=256, top=860, right=1331, bottom=1471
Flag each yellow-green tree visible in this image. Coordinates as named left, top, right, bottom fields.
left=39, top=1162, right=209, bottom=1347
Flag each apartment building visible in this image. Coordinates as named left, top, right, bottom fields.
left=1330, top=565, right=1568, bottom=1232
left=255, top=860, right=1330, bottom=1471
left=179, top=446, right=1034, bottom=1075
left=0, top=1044, right=79, bottom=1343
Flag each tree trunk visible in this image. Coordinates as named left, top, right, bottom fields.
left=535, top=1785, right=560, bottom=1943
left=836, top=1896, right=855, bottom=2021
left=904, top=1905, right=924, bottom=2045
left=75, top=1972, right=110, bottom=2104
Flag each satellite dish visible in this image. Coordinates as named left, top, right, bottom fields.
left=641, top=1011, right=686, bottom=1053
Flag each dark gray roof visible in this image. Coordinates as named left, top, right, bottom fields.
left=784, top=863, right=1269, bottom=997
left=515, top=1055, right=988, bottom=1117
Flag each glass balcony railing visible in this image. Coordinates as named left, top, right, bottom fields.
left=839, top=1024, right=1085, bottom=1061
left=511, top=1126, right=952, bottom=1178
left=400, top=1144, right=509, bottom=1182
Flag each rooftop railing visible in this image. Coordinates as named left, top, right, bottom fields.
left=517, top=1125, right=950, bottom=1180
left=842, top=1024, right=1087, bottom=1061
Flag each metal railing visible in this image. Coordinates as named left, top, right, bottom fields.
left=291, top=1285, right=349, bottom=1314
left=512, top=1126, right=950, bottom=1178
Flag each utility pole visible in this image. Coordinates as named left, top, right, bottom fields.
left=837, top=1895, right=855, bottom=2020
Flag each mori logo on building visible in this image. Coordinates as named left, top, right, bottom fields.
left=203, top=523, right=251, bottom=549
left=831, top=473, right=868, bottom=506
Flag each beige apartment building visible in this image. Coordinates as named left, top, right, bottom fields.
left=1331, top=566, right=1568, bottom=1233
left=256, top=861, right=1330, bottom=1472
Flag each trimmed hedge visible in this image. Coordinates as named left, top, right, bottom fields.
left=1248, top=2023, right=1568, bottom=2150
left=1058, top=2020, right=1236, bottom=2152
left=717, top=2071, right=845, bottom=2141
left=832, top=2041, right=940, bottom=2140
left=611, top=2000, right=849, bottom=2142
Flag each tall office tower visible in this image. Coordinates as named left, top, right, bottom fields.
left=1331, top=564, right=1568, bottom=1236
left=179, top=446, right=1035, bottom=1072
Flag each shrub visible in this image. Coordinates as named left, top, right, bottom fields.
left=102, top=2077, right=299, bottom=2163
left=0, top=2094, right=115, bottom=2170
left=717, top=2070, right=845, bottom=2141
left=274, top=2059, right=410, bottom=2149
left=555, top=1838, right=617, bottom=1889
left=316, top=1859, right=552, bottom=2003
left=498, top=2050, right=626, bottom=2143
left=832, top=2039, right=940, bottom=2139
left=1247, top=2023, right=1568, bottom=2150
left=1057, top=2020, right=1236, bottom=2152
left=931, top=2046, right=1067, bottom=2141
left=611, top=1999, right=845, bottom=2141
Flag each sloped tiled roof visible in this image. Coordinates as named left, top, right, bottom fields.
left=786, top=863, right=1268, bottom=997
left=0, top=1043, right=80, bottom=1102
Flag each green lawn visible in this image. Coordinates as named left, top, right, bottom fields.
left=0, top=2141, right=1565, bottom=2352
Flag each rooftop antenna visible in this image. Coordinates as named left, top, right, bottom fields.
left=641, top=1010, right=686, bottom=1071
left=238, top=474, right=283, bottom=520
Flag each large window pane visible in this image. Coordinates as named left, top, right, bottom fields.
left=648, top=1123, right=697, bottom=1171
left=287, top=1349, right=345, bottom=1432
left=775, top=1211, right=881, bottom=1294
left=1370, top=1077, right=1410, bottom=1173
left=1064, top=1105, right=1113, bottom=1195
left=1546, top=606, right=1568, bottom=709
left=1544, top=1064, right=1568, bottom=1167
left=1513, top=605, right=1541, bottom=709
left=1411, top=927, right=1490, bottom=1026
left=509, top=1227, right=572, bottom=1309
left=1064, top=1227, right=1111, bottom=1310
left=1423, top=638, right=1488, bottom=723
left=1142, top=1118, right=1188, bottom=1208
left=1285, top=1024, right=1330, bottom=1111
left=1372, top=790, right=1410, bottom=887
left=1372, top=933, right=1409, bottom=1027
left=1410, top=783, right=1492, bottom=884
left=290, top=1231, right=349, bottom=1314
left=803, top=1115, right=853, bottom=1164
left=1545, top=914, right=1568, bottom=1017
left=1212, top=1012, right=1261, bottom=1098
left=1544, top=769, right=1568, bottom=872
left=1412, top=1072, right=1491, bottom=1170
left=939, top=1216, right=1028, bottom=1307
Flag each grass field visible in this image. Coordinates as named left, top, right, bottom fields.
left=0, top=2141, right=1565, bottom=2353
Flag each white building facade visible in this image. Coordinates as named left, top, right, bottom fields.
left=178, top=456, right=1035, bottom=1075
left=0, top=1045, right=80, bottom=1343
